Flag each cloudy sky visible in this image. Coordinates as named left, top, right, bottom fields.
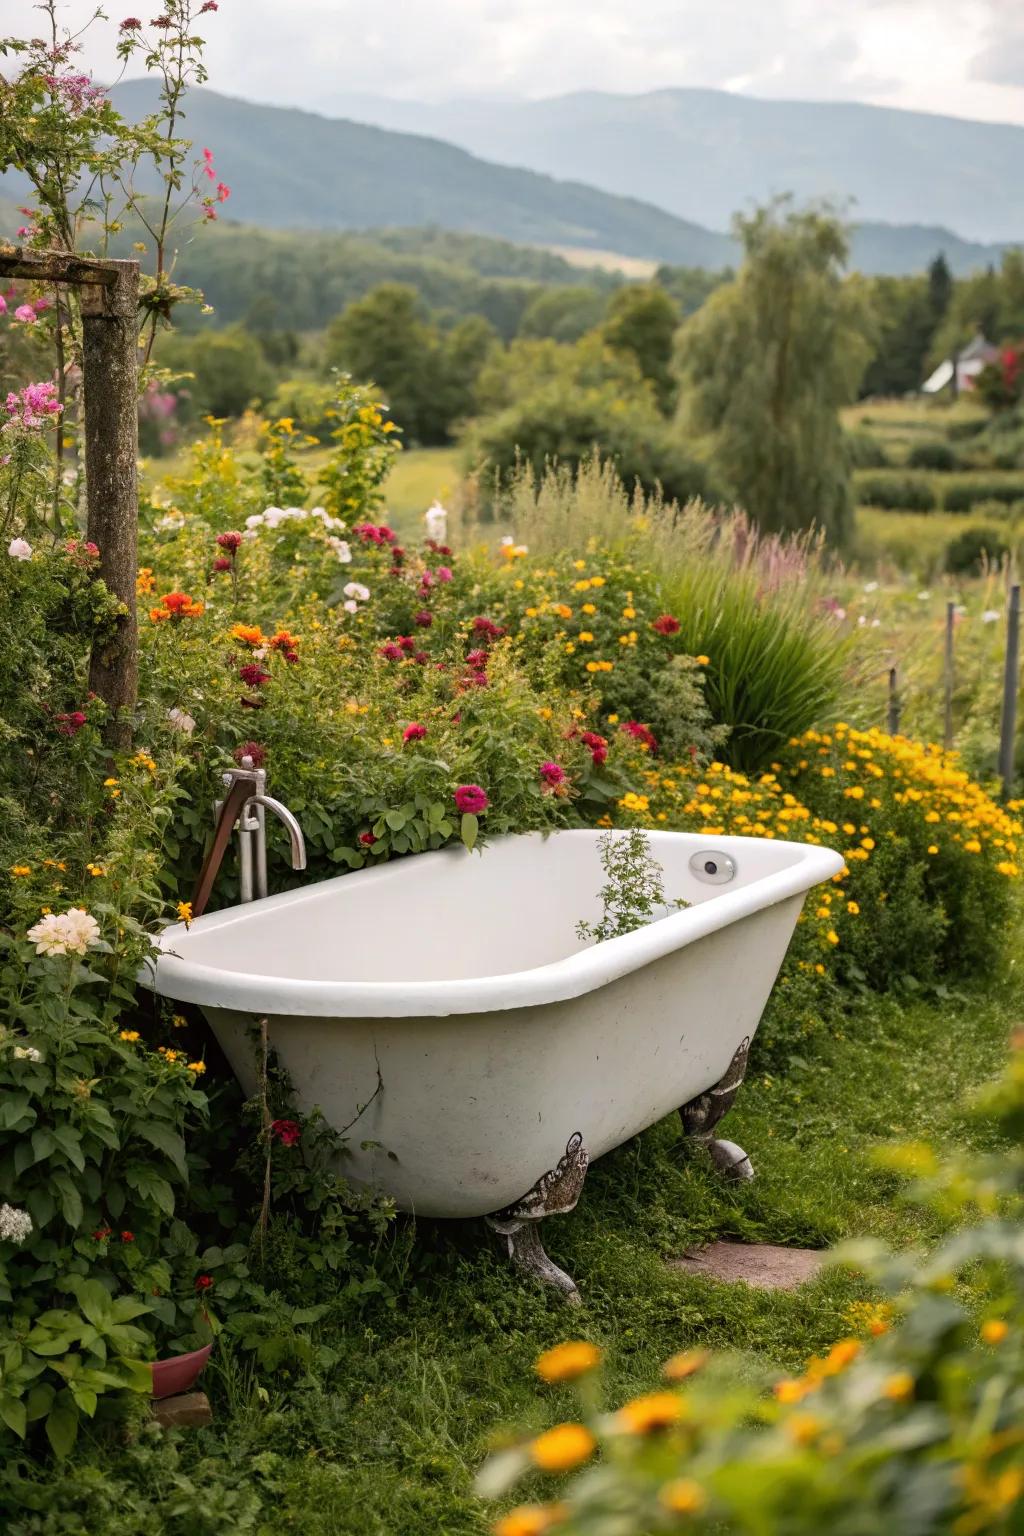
left=59, top=0, right=1024, bottom=125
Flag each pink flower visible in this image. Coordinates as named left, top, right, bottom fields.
left=581, top=730, right=608, bottom=766
left=270, top=1118, right=301, bottom=1146
left=436, top=566, right=453, bottom=583
left=402, top=722, right=427, bottom=744
left=5, top=382, right=61, bottom=428
left=238, top=663, right=270, bottom=687
left=454, top=784, right=489, bottom=815
left=619, top=720, right=658, bottom=754
left=465, top=648, right=488, bottom=672
left=414, top=609, right=433, bottom=628
left=119, top=17, right=142, bottom=29
left=472, top=616, right=505, bottom=639
left=378, top=642, right=404, bottom=661
left=14, top=306, right=36, bottom=324
left=0, top=297, right=6, bottom=316
left=397, top=635, right=416, bottom=653
left=539, top=761, right=567, bottom=788
left=55, top=710, right=87, bottom=736
left=199, top=0, right=219, bottom=12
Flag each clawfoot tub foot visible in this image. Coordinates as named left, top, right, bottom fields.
left=679, top=1038, right=755, bottom=1181
left=485, top=1132, right=589, bottom=1302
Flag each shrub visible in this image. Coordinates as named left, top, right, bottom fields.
left=489, top=460, right=855, bottom=772
left=854, top=472, right=937, bottom=511
left=945, top=526, right=1011, bottom=575
left=480, top=1038, right=1024, bottom=1536
left=906, top=440, right=958, bottom=471
left=844, top=430, right=890, bottom=469
left=942, top=476, right=1024, bottom=512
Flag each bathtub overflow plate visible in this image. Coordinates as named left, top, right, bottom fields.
left=689, top=849, right=736, bottom=885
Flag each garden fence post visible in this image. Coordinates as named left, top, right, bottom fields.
left=999, top=583, right=1021, bottom=801
left=886, top=665, right=900, bottom=736
left=80, top=259, right=140, bottom=749
left=943, top=600, right=956, bottom=751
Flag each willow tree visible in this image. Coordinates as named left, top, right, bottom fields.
left=676, top=201, right=874, bottom=542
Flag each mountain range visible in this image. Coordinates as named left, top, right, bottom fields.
left=1, top=82, right=1019, bottom=277
left=337, top=88, right=1024, bottom=247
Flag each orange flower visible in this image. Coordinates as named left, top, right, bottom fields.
left=616, top=1391, right=686, bottom=1434
left=269, top=628, right=300, bottom=651
left=535, top=1341, right=603, bottom=1383
left=149, top=606, right=169, bottom=623
left=231, top=623, right=266, bottom=646
left=662, top=1349, right=710, bottom=1383
left=883, top=1372, right=915, bottom=1402
left=982, top=1320, right=1009, bottom=1345
left=529, top=1423, right=596, bottom=1472
left=155, top=591, right=203, bottom=620
left=773, top=1379, right=808, bottom=1405
left=493, top=1504, right=567, bottom=1536
left=659, top=1478, right=707, bottom=1515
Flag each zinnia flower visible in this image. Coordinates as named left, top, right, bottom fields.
left=539, top=761, right=567, bottom=789
left=26, top=907, right=101, bottom=958
left=271, top=1118, right=301, bottom=1146
left=619, top=720, right=658, bottom=754
left=233, top=741, right=266, bottom=767
left=535, top=1341, right=603, bottom=1383
left=358, top=831, right=377, bottom=846
left=403, top=722, right=427, bottom=743
left=454, top=784, right=489, bottom=815
left=652, top=614, right=681, bottom=635
left=529, top=1422, right=596, bottom=1472
left=238, top=664, right=270, bottom=687
left=212, top=557, right=231, bottom=572
left=216, top=530, right=242, bottom=551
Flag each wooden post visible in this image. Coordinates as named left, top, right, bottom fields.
left=943, top=600, right=956, bottom=751
left=999, top=583, right=1021, bottom=801
left=886, top=665, right=900, bottom=736
left=80, top=260, right=140, bottom=748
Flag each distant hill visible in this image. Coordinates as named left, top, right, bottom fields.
left=0, top=85, right=1016, bottom=278
left=337, top=88, right=1024, bottom=247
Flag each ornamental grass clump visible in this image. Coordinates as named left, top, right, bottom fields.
left=479, top=1037, right=1024, bottom=1535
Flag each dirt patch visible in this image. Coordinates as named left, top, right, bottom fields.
left=671, top=1241, right=825, bottom=1291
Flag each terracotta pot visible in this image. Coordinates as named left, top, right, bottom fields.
left=150, top=1342, right=212, bottom=1400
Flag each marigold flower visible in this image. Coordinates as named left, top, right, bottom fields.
left=231, top=623, right=266, bottom=646
left=529, top=1422, right=596, bottom=1472
left=10, top=865, right=31, bottom=877
left=982, top=1319, right=1009, bottom=1344
left=534, top=1341, right=602, bottom=1383
left=662, top=1348, right=710, bottom=1382
left=659, top=1478, right=706, bottom=1515
left=695, top=655, right=710, bottom=665
left=493, top=1504, right=566, bottom=1536
left=119, top=1030, right=141, bottom=1042
left=773, top=1379, right=807, bottom=1404
left=616, top=1391, right=685, bottom=1434
left=188, top=1060, right=207, bottom=1075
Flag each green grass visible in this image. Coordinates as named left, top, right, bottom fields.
left=383, top=446, right=461, bottom=529
left=21, top=975, right=1017, bottom=1534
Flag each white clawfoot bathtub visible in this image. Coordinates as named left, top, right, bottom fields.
left=146, top=830, right=841, bottom=1265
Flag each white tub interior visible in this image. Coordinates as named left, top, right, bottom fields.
left=162, top=830, right=820, bottom=986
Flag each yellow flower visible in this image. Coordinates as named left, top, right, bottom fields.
left=554, top=605, right=573, bottom=620
left=846, top=901, right=860, bottom=915
left=578, top=631, right=594, bottom=643
left=860, top=837, right=875, bottom=851
left=10, top=865, right=31, bottom=877
left=616, top=1391, right=686, bottom=1434
left=826, top=930, right=839, bottom=946
left=964, top=839, right=982, bottom=853
left=535, top=1341, right=603, bottom=1383
left=928, top=845, right=939, bottom=855
left=622, top=606, right=636, bottom=620
left=581, top=602, right=597, bottom=615
left=786, top=1412, right=823, bottom=1446
left=573, top=559, right=586, bottom=571
left=695, top=655, right=710, bottom=666
left=883, top=1372, right=915, bottom=1402
left=589, top=576, right=606, bottom=587
left=187, top=1060, right=207, bottom=1075
left=529, top=1423, right=596, bottom=1472
left=176, top=901, right=193, bottom=926
left=493, top=1504, right=567, bottom=1536
left=662, top=1348, right=709, bottom=1382
left=982, top=1319, right=1009, bottom=1344
left=119, top=1030, right=141, bottom=1043
left=659, top=1479, right=706, bottom=1515
left=997, top=860, right=1019, bottom=877
left=172, top=1014, right=188, bottom=1029
left=773, top=1379, right=808, bottom=1405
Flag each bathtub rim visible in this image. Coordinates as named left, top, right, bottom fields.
left=141, top=830, right=844, bottom=1018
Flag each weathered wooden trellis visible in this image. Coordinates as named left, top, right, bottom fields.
left=1, top=247, right=140, bottom=746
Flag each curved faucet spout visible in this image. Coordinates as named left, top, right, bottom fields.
left=249, top=793, right=307, bottom=870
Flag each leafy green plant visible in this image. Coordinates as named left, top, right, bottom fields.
left=855, top=471, right=938, bottom=511
left=577, top=828, right=684, bottom=943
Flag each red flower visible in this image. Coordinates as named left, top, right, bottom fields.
left=271, top=1118, right=301, bottom=1146
left=413, top=651, right=429, bottom=665
left=414, top=610, right=433, bottom=627
left=212, top=556, right=232, bottom=572
left=195, top=1273, right=213, bottom=1290
left=454, top=784, right=489, bottom=814
left=359, top=831, right=377, bottom=846
left=397, top=635, right=416, bottom=653
left=238, top=663, right=270, bottom=687
left=652, top=614, right=681, bottom=636
left=92, top=1226, right=112, bottom=1241
left=378, top=642, right=404, bottom=661
left=55, top=710, right=88, bottom=736
left=403, top=722, right=427, bottom=743
left=581, top=730, right=608, bottom=766
left=233, top=741, right=266, bottom=767
left=162, top=591, right=194, bottom=614
left=120, top=1230, right=135, bottom=1243
left=539, top=761, right=567, bottom=788
left=216, top=530, right=242, bottom=552
left=620, top=720, right=658, bottom=754
left=119, top=16, right=142, bottom=27
left=465, top=649, right=488, bottom=671
left=472, top=616, right=505, bottom=639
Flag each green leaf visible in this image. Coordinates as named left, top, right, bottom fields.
left=30, top=1128, right=56, bottom=1165
left=70, top=1279, right=113, bottom=1330
left=384, top=808, right=408, bottom=831
left=25, top=1383, right=54, bottom=1422
left=124, top=1165, right=175, bottom=1216
left=45, top=1392, right=79, bottom=1459
left=52, top=1125, right=85, bottom=1173
left=460, top=812, right=479, bottom=851
left=0, top=1396, right=27, bottom=1438
left=135, top=1121, right=187, bottom=1179
left=51, top=1172, right=83, bottom=1231
left=0, top=1093, right=35, bottom=1133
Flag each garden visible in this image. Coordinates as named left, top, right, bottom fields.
left=3, top=8, right=1024, bottom=1535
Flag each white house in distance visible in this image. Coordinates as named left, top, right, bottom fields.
left=922, top=332, right=1000, bottom=395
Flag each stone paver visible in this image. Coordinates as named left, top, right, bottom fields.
left=671, top=1241, right=825, bottom=1291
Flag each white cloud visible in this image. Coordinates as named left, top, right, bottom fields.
left=48, top=0, right=1024, bottom=125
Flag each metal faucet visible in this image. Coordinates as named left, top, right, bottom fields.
left=190, top=756, right=307, bottom=918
